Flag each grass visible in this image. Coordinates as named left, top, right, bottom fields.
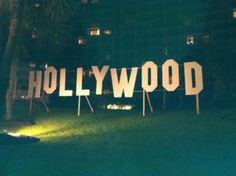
left=0, top=108, right=236, bottom=176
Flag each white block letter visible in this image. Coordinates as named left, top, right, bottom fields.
left=43, top=66, right=57, bottom=94
left=59, top=68, right=73, bottom=96
left=184, top=62, right=204, bottom=95
left=142, top=61, right=158, bottom=92
left=111, top=67, right=138, bottom=98
left=162, top=59, right=179, bottom=91
left=76, top=67, right=90, bottom=96
left=28, top=71, right=42, bottom=98
left=92, top=65, right=109, bottom=95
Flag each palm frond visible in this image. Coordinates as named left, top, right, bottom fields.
left=43, top=0, right=79, bottom=22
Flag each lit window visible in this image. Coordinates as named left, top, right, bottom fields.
left=45, top=63, right=48, bottom=69
left=31, top=27, right=37, bottom=39
left=89, top=27, right=100, bottom=36
left=29, top=62, right=36, bottom=68
left=33, top=3, right=40, bottom=7
left=104, top=29, right=112, bottom=35
left=31, top=32, right=36, bottom=39
left=40, top=63, right=48, bottom=69
left=186, top=35, right=194, bottom=45
left=233, top=10, right=236, bottom=18
left=78, top=36, right=86, bottom=45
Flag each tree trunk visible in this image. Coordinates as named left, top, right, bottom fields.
left=0, top=0, right=20, bottom=119
left=5, top=56, right=18, bottom=120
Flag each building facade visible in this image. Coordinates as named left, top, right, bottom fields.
left=77, top=0, right=236, bottom=67
left=74, top=0, right=236, bottom=108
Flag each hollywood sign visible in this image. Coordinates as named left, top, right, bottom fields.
left=28, top=60, right=203, bottom=115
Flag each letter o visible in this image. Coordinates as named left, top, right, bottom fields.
left=162, top=59, right=179, bottom=91
left=141, top=61, right=158, bottom=92
left=43, top=66, right=57, bottom=94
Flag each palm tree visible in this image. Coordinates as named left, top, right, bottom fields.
left=0, top=0, right=78, bottom=120
left=0, top=0, right=20, bottom=120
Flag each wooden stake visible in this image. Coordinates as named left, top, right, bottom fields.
left=162, top=89, right=166, bottom=110
left=40, top=98, right=50, bottom=112
left=196, top=94, right=200, bottom=115
left=146, top=92, right=153, bottom=113
left=85, top=96, right=94, bottom=113
left=78, top=96, right=81, bottom=116
left=29, top=98, right=33, bottom=116
left=143, top=89, right=145, bottom=117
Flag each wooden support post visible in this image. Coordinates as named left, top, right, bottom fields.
left=40, top=98, right=50, bottom=112
left=77, top=96, right=93, bottom=116
left=29, top=98, right=33, bottom=116
left=145, top=92, right=153, bottom=113
left=142, top=89, right=145, bottom=117
left=85, top=96, right=94, bottom=113
left=78, top=96, right=81, bottom=116
left=196, top=94, right=200, bottom=115
left=162, top=89, right=166, bottom=110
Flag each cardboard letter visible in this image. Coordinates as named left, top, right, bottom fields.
left=28, top=71, right=42, bottom=98
left=184, top=62, right=203, bottom=95
left=76, top=67, right=90, bottom=96
left=141, top=61, right=158, bottom=92
left=59, top=68, right=73, bottom=96
left=110, top=67, right=138, bottom=98
left=43, top=66, right=57, bottom=94
left=92, top=65, right=109, bottom=95
left=162, top=59, right=179, bottom=91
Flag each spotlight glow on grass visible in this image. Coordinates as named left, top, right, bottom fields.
left=3, top=130, right=22, bottom=137
left=1, top=109, right=236, bottom=175
left=13, top=111, right=153, bottom=142
left=16, top=123, right=62, bottom=139
left=0, top=130, right=40, bottom=144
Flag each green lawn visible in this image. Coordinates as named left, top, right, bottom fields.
left=1, top=109, right=236, bottom=176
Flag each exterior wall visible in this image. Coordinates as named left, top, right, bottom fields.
left=77, top=0, right=236, bottom=67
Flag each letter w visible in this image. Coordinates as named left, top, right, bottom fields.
left=110, top=67, right=138, bottom=98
